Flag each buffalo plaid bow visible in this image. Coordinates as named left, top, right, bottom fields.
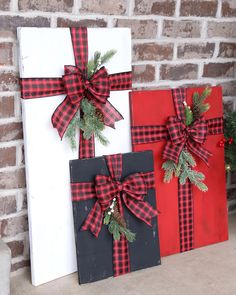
left=81, top=172, right=157, bottom=237
left=131, top=87, right=223, bottom=253
left=71, top=153, right=157, bottom=277
left=20, top=27, right=132, bottom=158
left=163, top=116, right=212, bottom=165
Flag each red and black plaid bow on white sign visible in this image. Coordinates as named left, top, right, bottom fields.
left=71, top=154, right=157, bottom=277
left=20, top=27, right=132, bottom=158
left=131, top=88, right=223, bottom=252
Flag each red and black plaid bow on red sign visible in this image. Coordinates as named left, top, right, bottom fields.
left=163, top=116, right=211, bottom=165
left=71, top=154, right=157, bottom=277
left=131, top=88, right=223, bottom=252
left=20, top=27, right=132, bottom=158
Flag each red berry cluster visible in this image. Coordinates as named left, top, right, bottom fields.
left=218, top=137, right=234, bottom=147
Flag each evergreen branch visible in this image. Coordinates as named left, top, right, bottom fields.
left=162, top=160, right=176, bottom=183
left=162, top=150, right=208, bottom=192
left=192, top=87, right=212, bottom=120
left=64, top=114, right=80, bottom=150
left=104, top=206, right=136, bottom=242
left=185, top=106, right=194, bottom=126
left=181, top=149, right=196, bottom=167
left=100, top=49, right=117, bottom=64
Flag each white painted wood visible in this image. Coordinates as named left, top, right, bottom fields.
left=17, top=27, right=132, bottom=286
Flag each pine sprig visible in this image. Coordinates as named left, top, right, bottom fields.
left=79, top=98, right=109, bottom=145
left=162, top=150, right=208, bottom=192
left=65, top=49, right=116, bottom=149
left=103, top=204, right=136, bottom=242
left=192, top=87, right=211, bottom=120
left=64, top=114, right=80, bottom=150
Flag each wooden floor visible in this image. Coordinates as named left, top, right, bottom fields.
left=11, top=213, right=236, bottom=295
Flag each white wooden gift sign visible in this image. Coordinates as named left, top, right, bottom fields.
left=18, top=27, right=132, bottom=286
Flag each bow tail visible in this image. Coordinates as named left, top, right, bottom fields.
left=81, top=201, right=103, bottom=238
left=91, top=98, right=123, bottom=128
left=123, top=194, right=157, bottom=226
left=51, top=96, right=80, bottom=139
left=162, top=141, right=185, bottom=163
left=187, top=140, right=212, bottom=166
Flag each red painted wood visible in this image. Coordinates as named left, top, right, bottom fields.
left=130, top=86, right=228, bottom=257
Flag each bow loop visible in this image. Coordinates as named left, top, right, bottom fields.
left=87, top=66, right=110, bottom=104
left=188, top=118, right=208, bottom=144
left=164, top=115, right=211, bottom=165
left=166, top=116, right=187, bottom=145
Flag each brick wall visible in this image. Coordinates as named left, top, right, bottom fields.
left=0, top=0, right=235, bottom=272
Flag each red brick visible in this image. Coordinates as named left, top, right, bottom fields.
left=132, top=65, right=155, bottom=83
left=203, top=62, right=235, bottom=78
left=222, top=0, right=236, bottom=17
left=0, top=146, right=16, bottom=168
left=0, top=16, right=50, bottom=37
left=0, top=122, right=23, bottom=142
left=134, top=0, right=176, bottom=16
left=0, top=43, right=13, bottom=66
left=0, top=96, right=14, bottom=118
left=0, top=0, right=10, bottom=10
left=218, top=42, right=236, bottom=58
left=57, top=18, right=107, bottom=28
left=177, top=43, right=215, bottom=59
left=220, top=80, right=236, bottom=96
left=7, top=240, right=24, bottom=258
left=162, top=20, right=201, bottom=38
left=180, top=0, right=217, bottom=16
left=0, top=168, right=26, bottom=190
left=181, top=82, right=211, bottom=89
left=0, top=71, right=19, bottom=91
left=133, top=43, right=173, bottom=61
left=0, top=195, right=17, bottom=216
left=19, top=0, right=73, bottom=12
left=160, top=64, right=198, bottom=80
left=207, top=22, right=236, bottom=38
left=115, top=19, right=158, bottom=39
left=0, top=214, right=28, bottom=237
left=80, top=0, right=127, bottom=15
left=11, top=259, right=30, bottom=272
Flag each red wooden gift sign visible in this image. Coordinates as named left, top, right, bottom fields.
left=130, top=86, right=228, bottom=257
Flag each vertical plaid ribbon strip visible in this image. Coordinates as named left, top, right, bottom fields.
left=20, top=27, right=132, bottom=159
left=71, top=154, right=157, bottom=276
left=131, top=88, right=224, bottom=252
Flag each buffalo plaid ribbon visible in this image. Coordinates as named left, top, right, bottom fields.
left=20, top=27, right=132, bottom=159
left=131, top=88, right=223, bottom=252
left=71, top=153, right=157, bottom=276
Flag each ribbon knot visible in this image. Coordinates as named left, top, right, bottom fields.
left=62, top=65, right=110, bottom=106
left=163, top=115, right=211, bottom=165
left=81, top=172, right=157, bottom=238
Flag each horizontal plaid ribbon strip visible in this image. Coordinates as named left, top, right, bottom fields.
left=71, top=153, right=157, bottom=276
left=131, top=88, right=224, bottom=252
left=20, top=27, right=132, bottom=158
left=131, top=117, right=223, bottom=144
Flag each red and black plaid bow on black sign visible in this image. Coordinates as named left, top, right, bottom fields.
left=131, top=88, right=223, bottom=252
left=20, top=27, right=132, bottom=159
left=71, top=154, right=157, bottom=277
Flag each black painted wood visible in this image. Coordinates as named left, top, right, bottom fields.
left=70, top=150, right=161, bottom=284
